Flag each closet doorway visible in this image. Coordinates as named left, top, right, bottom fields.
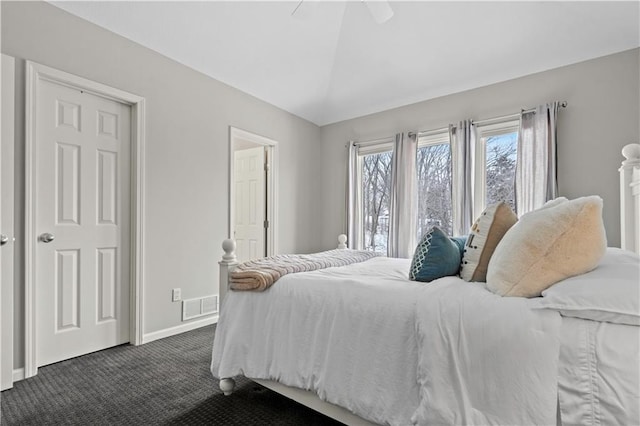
left=229, top=127, right=277, bottom=262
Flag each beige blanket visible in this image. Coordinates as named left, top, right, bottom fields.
left=230, top=249, right=380, bottom=291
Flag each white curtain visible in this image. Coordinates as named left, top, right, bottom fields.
left=516, top=102, right=559, bottom=215
left=388, top=132, right=418, bottom=258
left=346, top=141, right=361, bottom=250
left=450, top=120, right=476, bottom=236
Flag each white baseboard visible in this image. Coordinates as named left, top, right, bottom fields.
left=141, top=315, right=218, bottom=344
left=0, top=368, right=23, bottom=390
left=13, top=367, right=24, bottom=382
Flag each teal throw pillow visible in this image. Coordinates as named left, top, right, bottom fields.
left=451, top=236, right=467, bottom=257
left=409, top=227, right=466, bottom=282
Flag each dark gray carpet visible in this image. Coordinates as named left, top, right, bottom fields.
left=1, top=325, right=344, bottom=425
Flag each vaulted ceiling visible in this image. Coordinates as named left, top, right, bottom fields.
left=51, top=1, right=640, bottom=126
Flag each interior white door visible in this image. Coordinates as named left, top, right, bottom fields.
left=35, top=78, right=131, bottom=367
left=234, top=146, right=266, bottom=262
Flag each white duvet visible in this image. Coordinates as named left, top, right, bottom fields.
left=212, top=256, right=566, bottom=425
left=212, top=257, right=423, bottom=425
left=411, top=278, right=561, bottom=425
left=556, top=317, right=640, bottom=425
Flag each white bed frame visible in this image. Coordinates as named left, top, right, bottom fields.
left=217, top=234, right=376, bottom=426
left=620, top=143, right=640, bottom=255
left=216, top=143, right=640, bottom=425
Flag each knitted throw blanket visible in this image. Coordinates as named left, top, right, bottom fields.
left=230, top=249, right=380, bottom=291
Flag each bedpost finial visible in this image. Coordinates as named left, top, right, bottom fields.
left=337, top=234, right=348, bottom=249
left=222, top=239, right=237, bottom=262
left=622, top=143, right=640, bottom=162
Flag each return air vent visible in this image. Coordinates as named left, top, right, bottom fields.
left=182, top=295, right=218, bottom=321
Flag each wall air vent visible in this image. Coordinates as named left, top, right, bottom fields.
left=182, top=295, right=219, bottom=321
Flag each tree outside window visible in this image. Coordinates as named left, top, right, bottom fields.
left=416, top=143, right=452, bottom=239
left=485, top=132, right=517, bottom=211
left=361, top=151, right=392, bottom=253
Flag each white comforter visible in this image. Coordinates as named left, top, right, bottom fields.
left=411, top=278, right=561, bottom=425
left=212, top=257, right=423, bottom=425
left=557, top=317, right=640, bottom=425
left=211, top=256, right=564, bottom=425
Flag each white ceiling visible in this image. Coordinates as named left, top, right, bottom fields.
left=50, top=1, right=640, bottom=126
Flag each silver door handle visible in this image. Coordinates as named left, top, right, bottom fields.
left=0, top=234, right=8, bottom=246
left=39, top=233, right=55, bottom=243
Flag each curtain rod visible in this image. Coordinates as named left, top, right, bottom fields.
left=349, top=136, right=395, bottom=147
left=472, top=101, right=567, bottom=126
left=354, top=101, right=568, bottom=144
left=412, top=127, right=449, bottom=138
left=413, top=101, right=567, bottom=138
left=522, top=100, right=568, bottom=113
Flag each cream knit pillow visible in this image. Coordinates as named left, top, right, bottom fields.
left=486, top=196, right=607, bottom=298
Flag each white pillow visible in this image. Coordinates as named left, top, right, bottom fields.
left=533, top=248, right=640, bottom=326
left=486, top=196, right=607, bottom=297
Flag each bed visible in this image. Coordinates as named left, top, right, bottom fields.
left=211, top=143, right=640, bottom=425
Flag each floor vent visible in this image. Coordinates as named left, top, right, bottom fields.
left=182, top=295, right=218, bottom=321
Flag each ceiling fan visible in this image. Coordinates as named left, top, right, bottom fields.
left=291, top=0, right=394, bottom=24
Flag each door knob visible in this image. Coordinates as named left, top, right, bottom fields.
left=0, top=234, right=8, bottom=246
left=39, top=233, right=55, bottom=243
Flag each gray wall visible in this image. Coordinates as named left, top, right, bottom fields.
left=2, top=1, right=322, bottom=368
left=319, top=48, right=640, bottom=251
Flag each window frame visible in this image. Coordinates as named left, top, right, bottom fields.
left=417, top=129, right=450, bottom=149
left=355, top=138, right=394, bottom=252
left=416, top=129, right=452, bottom=237
left=349, top=117, right=523, bottom=248
left=474, top=118, right=519, bottom=218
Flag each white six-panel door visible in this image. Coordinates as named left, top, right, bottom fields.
left=35, top=78, right=131, bottom=367
left=233, top=146, right=266, bottom=262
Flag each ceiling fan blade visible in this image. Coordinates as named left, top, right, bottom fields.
left=292, top=0, right=393, bottom=24
left=364, top=0, right=394, bottom=24
left=291, top=0, right=304, bottom=16
left=291, top=0, right=320, bottom=21
left=291, top=0, right=320, bottom=19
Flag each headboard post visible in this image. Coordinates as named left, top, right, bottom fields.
left=337, top=234, right=348, bottom=249
left=619, top=143, right=640, bottom=254
left=219, top=239, right=239, bottom=309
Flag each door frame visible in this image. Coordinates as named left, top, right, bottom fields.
left=229, top=126, right=277, bottom=257
left=1, top=54, right=16, bottom=390
left=24, top=61, right=146, bottom=378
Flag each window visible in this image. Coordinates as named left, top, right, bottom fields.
left=416, top=131, right=452, bottom=239
left=351, top=118, right=521, bottom=253
left=358, top=141, right=393, bottom=253
left=475, top=119, right=519, bottom=217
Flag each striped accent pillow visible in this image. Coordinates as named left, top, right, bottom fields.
left=460, top=202, right=518, bottom=282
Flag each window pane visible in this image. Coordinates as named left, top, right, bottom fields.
left=485, top=132, right=517, bottom=211
left=361, top=151, right=392, bottom=253
left=416, top=143, right=452, bottom=238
